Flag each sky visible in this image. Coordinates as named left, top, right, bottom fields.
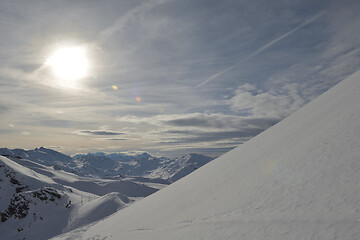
left=0, top=0, right=359, bottom=158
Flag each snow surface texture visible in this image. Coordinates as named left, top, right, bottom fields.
left=53, top=70, right=360, bottom=239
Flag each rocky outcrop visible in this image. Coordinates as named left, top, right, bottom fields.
left=1, top=187, right=65, bottom=222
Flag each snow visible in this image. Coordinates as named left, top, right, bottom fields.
left=64, top=192, right=130, bottom=232
left=8, top=156, right=160, bottom=197
left=72, top=152, right=212, bottom=180
left=0, top=153, right=162, bottom=239
left=0, top=156, right=56, bottom=186
left=1, top=147, right=213, bottom=181
left=52, top=69, right=360, bottom=240
left=146, top=153, right=213, bottom=182
left=0, top=147, right=76, bottom=171
left=0, top=158, right=74, bottom=240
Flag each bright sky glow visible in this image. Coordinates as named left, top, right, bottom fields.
left=46, top=46, right=89, bottom=81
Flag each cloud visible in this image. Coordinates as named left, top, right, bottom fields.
left=37, top=119, right=74, bottom=128
left=0, top=66, right=37, bottom=84
left=97, top=0, right=171, bottom=44
left=115, top=112, right=280, bottom=150
left=322, top=2, right=360, bottom=59
left=196, top=11, right=326, bottom=88
left=104, top=138, right=128, bottom=141
left=228, top=83, right=305, bottom=118
left=154, top=146, right=236, bottom=158
left=0, top=103, right=9, bottom=114
left=164, top=113, right=279, bottom=129
left=117, top=113, right=279, bottom=130
left=0, top=129, right=15, bottom=134
left=165, top=117, right=209, bottom=128
left=78, top=130, right=125, bottom=136
left=163, top=129, right=264, bottom=144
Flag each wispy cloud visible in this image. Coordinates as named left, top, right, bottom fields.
left=0, top=103, right=10, bottom=114
left=228, top=83, right=305, bottom=118
left=97, top=0, right=171, bottom=44
left=105, top=138, right=128, bottom=141
left=113, top=112, right=281, bottom=153
left=163, top=129, right=264, bottom=144
left=77, top=130, right=125, bottom=136
left=196, top=11, right=326, bottom=88
left=163, top=113, right=279, bottom=129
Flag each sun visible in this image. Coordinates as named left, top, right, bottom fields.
left=46, top=46, right=89, bottom=82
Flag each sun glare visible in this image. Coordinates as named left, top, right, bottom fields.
left=46, top=46, right=89, bottom=82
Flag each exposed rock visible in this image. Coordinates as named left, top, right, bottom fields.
left=1, top=187, right=64, bottom=222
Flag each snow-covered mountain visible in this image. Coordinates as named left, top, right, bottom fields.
left=72, top=152, right=213, bottom=181
left=0, top=147, right=77, bottom=173
left=146, top=153, right=213, bottom=182
left=73, top=152, right=166, bottom=178
left=0, top=155, right=164, bottom=240
left=52, top=70, right=360, bottom=239
left=0, top=148, right=213, bottom=181
left=0, top=147, right=212, bottom=239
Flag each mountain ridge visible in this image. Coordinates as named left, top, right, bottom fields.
left=0, top=148, right=213, bottom=181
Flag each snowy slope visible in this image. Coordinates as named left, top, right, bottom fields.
left=0, top=147, right=77, bottom=173
left=0, top=156, right=75, bottom=240
left=53, top=70, right=360, bottom=240
left=8, top=156, right=159, bottom=197
left=147, top=153, right=213, bottom=182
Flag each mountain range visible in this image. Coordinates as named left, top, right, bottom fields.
left=0, top=148, right=213, bottom=239
left=0, top=148, right=213, bottom=182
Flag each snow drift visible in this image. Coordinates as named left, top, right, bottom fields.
left=53, top=70, right=360, bottom=240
